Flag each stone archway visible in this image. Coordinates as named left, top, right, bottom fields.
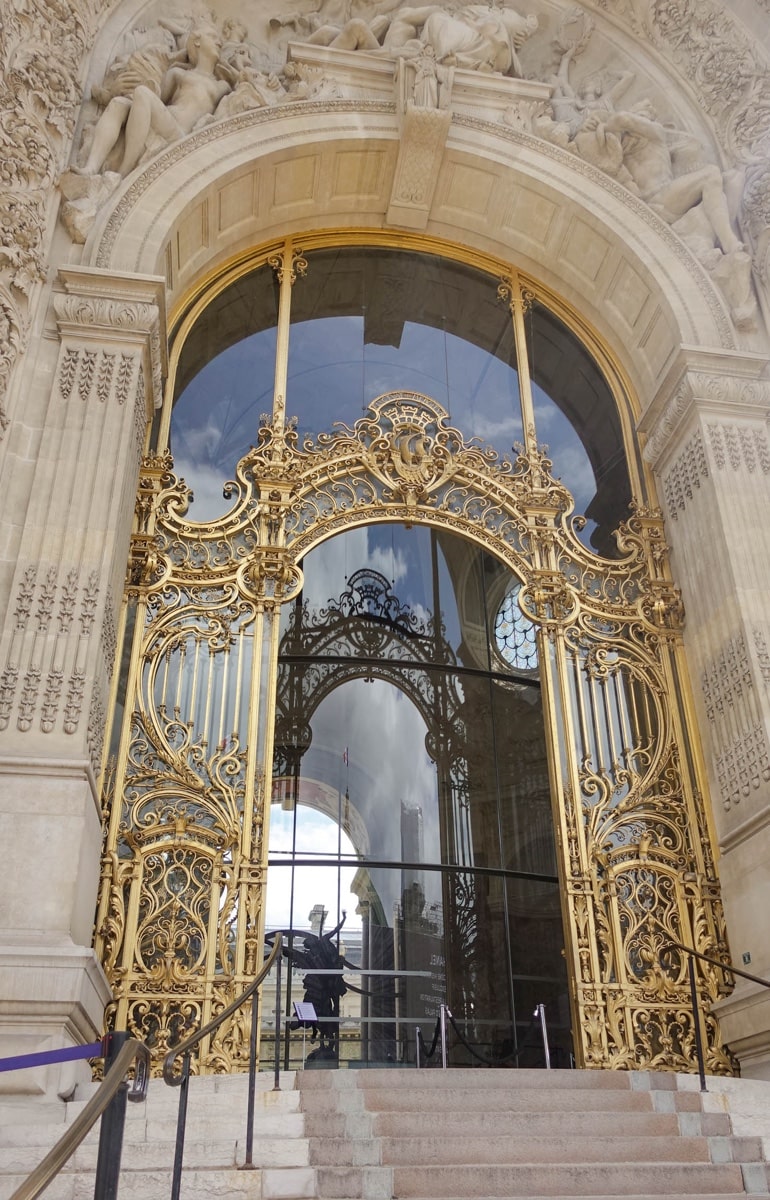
left=2, top=0, right=770, bottom=1090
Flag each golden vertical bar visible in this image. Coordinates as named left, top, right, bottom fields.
left=270, top=238, right=307, bottom=433
left=504, top=270, right=537, bottom=457
left=202, top=642, right=215, bottom=746
left=233, top=623, right=246, bottom=739
left=538, top=626, right=593, bottom=1068
left=174, top=641, right=186, bottom=717
left=188, top=635, right=202, bottom=729
left=218, top=641, right=231, bottom=748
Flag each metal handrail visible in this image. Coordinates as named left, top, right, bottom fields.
left=664, top=941, right=770, bottom=1092
left=162, top=934, right=283, bottom=1198
left=666, top=941, right=770, bottom=991
left=162, top=934, right=282, bottom=1086
left=10, top=1038, right=150, bottom=1200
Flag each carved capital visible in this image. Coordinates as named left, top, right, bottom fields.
left=56, top=268, right=167, bottom=411
left=54, top=293, right=160, bottom=335
left=641, top=351, right=770, bottom=469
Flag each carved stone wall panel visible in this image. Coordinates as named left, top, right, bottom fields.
left=696, top=616, right=770, bottom=819
left=0, top=272, right=164, bottom=764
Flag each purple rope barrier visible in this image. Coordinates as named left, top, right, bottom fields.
left=0, top=1041, right=103, bottom=1073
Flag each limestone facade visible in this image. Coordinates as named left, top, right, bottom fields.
left=1, top=0, right=769, bottom=1092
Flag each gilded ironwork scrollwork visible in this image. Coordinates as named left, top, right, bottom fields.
left=99, top=388, right=734, bottom=1075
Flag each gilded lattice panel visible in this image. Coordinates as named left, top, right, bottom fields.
left=97, top=390, right=734, bottom=1075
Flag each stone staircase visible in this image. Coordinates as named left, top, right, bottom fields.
left=1, top=1067, right=770, bottom=1199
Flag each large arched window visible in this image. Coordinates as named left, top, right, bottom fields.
left=170, top=241, right=639, bottom=556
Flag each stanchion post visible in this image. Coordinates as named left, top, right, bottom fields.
left=536, top=1004, right=551, bottom=1070
left=415, top=1026, right=421, bottom=1069
left=273, top=949, right=282, bottom=1091
left=440, top=1005, right=448, bottom=1070
left=94, top=1030, right=130, bottom=1200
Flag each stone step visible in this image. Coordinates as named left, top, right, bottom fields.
left=315, top=1161, right=749, bottom=1198
left=379, top=1108, right=729, bottom=1138
left=309, top=1132, right=714, bottom=1167
left=362, top=1108, right=678, bottom=1138
left=301, top=1083, right=659, bottom=1113
left=299, top=1066, right=642, bottom=1091
left=64, top=1084, right=300, bottom=1122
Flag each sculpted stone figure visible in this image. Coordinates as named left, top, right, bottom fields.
left=384, top=5, right=538, bottom=76
left=272, top=0, right=400, bottom=51
left=549, top=45, right=634, bottom=138
left=590, top=101, right=744, bottom=256
left=73, top=23, right=232, bottom=178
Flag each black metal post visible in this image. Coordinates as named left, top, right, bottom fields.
left=273, top=950, right=282, bottom=1090
left=93, top=1031, right=130, bottom=1200
left=170, top=1053, right=191, bottom=1200
left=283, top=933, right=293, bottom=1072
left=687, top=954, right=707, bottom=1092
left=241, top=989, right=259, bottom=1168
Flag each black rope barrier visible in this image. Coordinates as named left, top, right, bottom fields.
left=446, top=1009, right=544, bottom=1067
left=417, top=1016, right=442, bottom=1064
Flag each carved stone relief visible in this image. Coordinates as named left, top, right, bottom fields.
left=48, top=0, right=767, bottom=338
left=0, top=0, right=107, bottom=436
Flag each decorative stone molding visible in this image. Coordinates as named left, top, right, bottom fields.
left=715, top=724, right=770, bottom=812
left=386, top=102, right=451, bottom=230
left=706, top=423, right=770, bottom=474
left=662, top=428, right=708, bottom=519
left=599, top=0, right=770, bottom=158
left=754, top=628, right=770, bottom=684
left=701, top=630, right=770, bottom=812
left=702, top=632, right=753, bottom=722
left=0, top=563, right=98, bottom=737
left=57, top=3, right=766, bottom=331
left=0, top=268, right=166, bottom=751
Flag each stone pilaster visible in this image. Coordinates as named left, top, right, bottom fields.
left=641, top=348, right=770, bottom=1077
left=0, top=267, right=166, bottom=1095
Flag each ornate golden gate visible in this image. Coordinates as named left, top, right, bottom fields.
left=96, top=243, right=735, bottom=1074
